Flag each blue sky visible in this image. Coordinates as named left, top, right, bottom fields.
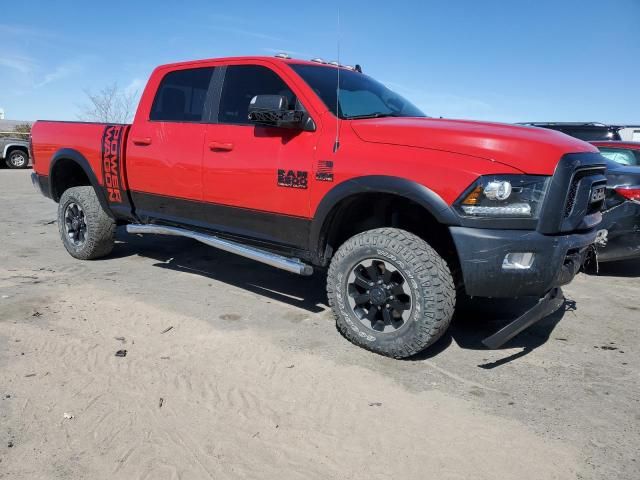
left=1, top=0, right=639, bottom=123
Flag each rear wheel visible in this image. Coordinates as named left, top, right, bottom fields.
left=58, top=186, right=115, bottom=259
left=5, top=149, right=29, bottom=169
left=327, top=228, right=455, bottom=358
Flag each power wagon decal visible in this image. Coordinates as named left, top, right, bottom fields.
left=101, top=125, right=125, bottom=203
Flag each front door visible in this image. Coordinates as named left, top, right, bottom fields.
left=202, top=64, right=317, bottom=247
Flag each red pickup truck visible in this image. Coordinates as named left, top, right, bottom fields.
left=31, top=56, right=607, bottom=358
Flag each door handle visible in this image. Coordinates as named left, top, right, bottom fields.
left=209, top=141, right=234, bottom=152
left=132, top=137, right=152, bottom=146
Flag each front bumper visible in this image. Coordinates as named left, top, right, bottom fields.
left=450, top=226, right=597, bottom=298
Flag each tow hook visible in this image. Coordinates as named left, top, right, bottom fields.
left=482, top=288, right=565, bottom=349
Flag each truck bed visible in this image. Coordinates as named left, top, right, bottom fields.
left=31, top=121, right=133, bottom=218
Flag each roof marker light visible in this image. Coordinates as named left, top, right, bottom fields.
left=274, top=53, right=291, bottom=59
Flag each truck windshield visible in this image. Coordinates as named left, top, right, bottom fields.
left=290, top=64, right=426, bottom=120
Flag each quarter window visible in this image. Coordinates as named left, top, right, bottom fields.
left=150, top=67, right=214, bottom=122
left=218, top=65, right=297, bottom=125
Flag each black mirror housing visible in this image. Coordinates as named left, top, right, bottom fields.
left=248, top=95, right=305, bottom=129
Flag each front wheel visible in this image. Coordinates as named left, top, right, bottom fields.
left=327, top=228, right=455, bottom=358
left=5, top=150, right=29, bottom=169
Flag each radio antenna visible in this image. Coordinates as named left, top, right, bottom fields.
left=333, top=7, right=341, bottom=153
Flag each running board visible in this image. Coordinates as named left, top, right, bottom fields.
left=126, top=224, right=314, bottom=276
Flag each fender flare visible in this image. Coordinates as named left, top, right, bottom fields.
left=49, top=148, right=114, bottom=218
left=3, top=142, right=29, bottom=159
left=309, top=175, right=460, bottom=257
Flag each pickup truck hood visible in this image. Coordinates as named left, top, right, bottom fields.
left=350, top=117, right=598, bottom=175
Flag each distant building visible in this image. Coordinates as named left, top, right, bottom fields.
left=0, top=108, right=4, bottom=120
left=620, top=126, right=640, bottom=142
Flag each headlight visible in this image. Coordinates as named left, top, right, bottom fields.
left=457, top=175, right=550, bottom=218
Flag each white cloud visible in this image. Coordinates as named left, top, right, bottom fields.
left=0, top=54, right=36, bottom=74
left=210, top=25, right=283, bottom=42
left=0, top=23, right=55, bottom=38
left=207, top=14, right=284, bottom=42
left=34, top=61, right=84, bottom=88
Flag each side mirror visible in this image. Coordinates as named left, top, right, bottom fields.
left=248, top=95, right=305, bottom=129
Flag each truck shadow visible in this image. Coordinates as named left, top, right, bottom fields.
left=411, top=295, right=573, bottom=368
left=113, top=228, right=571, bottom=362
left=112, top=228, right=329, bottom=313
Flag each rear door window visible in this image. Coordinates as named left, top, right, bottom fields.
left=150, top=67, right=214, bottom=122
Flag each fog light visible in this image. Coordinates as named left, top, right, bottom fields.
left=502, top=252, right=535, bottom=270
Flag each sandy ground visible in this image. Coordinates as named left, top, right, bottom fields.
left=1, top=169, right=639, bottom=479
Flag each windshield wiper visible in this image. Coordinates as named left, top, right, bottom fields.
left=344, top=112, right=400, bottom=120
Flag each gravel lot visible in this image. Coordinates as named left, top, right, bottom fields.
left=1, top=169, right=639, bottom=479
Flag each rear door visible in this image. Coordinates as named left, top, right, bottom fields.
left=126, top=66, right=215, bottom=224
left=202, top=63, right=318, bottom=247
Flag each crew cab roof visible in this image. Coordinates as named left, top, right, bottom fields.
left=154, top=56, right=349, bottom=71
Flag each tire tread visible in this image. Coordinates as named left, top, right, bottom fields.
left=327, top=228, right=455, bottom=358
left=58, top=186, right=115, bottom=260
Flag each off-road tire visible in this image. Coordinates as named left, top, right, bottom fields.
left=327, top=228, right=455, bottom=358
left=58, top=186, right=115, bottom=260
left=5, top=149, right=29, bottom=169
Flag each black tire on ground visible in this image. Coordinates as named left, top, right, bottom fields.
left=57, top=186, right=115, bottom=260
left=327, top=228, right=456, bottom=358
left=5, top=149, right=29, bottom=169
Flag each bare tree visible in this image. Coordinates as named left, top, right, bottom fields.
left=13, top=123, right=32, bottom=136
left=0, top=123, right=31, bottom=139
left=78, top=83, right=138, bottom=123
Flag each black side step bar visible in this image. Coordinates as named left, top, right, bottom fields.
left=482, top=288, right=565, bottom=349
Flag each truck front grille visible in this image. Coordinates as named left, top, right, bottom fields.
left=562, top=167, right=606, bottom=229
left=564, top=169, right=605, bottom=218
left=564, top=179, right=579, bottom=217
left=538, top=153, right=608, bottom=235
